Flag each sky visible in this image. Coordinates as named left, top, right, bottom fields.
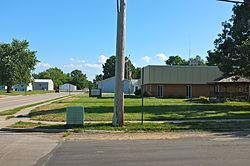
left=0, top=0, right=234, bottom=80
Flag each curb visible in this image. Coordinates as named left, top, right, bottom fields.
left=0, top=128, right=67, bottom=133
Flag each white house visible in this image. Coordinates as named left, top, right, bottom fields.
left=59, top=83, right=77, bottom=91
left=33, top=79, right=54, bottom=91
left=97, top=76, right=140, bottom=94
left=12, top=83, right=33, bottom=91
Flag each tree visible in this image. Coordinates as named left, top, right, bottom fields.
left=165, top=56, right=188, bottom=65
left=188, top=55, right=206, bottom=66
left=102, top=56, right=138, bottom=79
left=36, top=68, right=68, bottom=89
left=132, top=67, right=141, bottom=79
left=92, top=74, right=103, bottom=88
left=0, top=39, right=39, bottom=93
left=207, top=1, right=250, bottom=76
left=70, top=69, right=88, bottom=90
left=103, top=56, right=116, bottom=79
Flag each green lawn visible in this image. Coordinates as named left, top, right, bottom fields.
left=29, top=94, right=250, bottom=122
left=9, top=121, right=250, bottom=132
left=0, top=90, right=55, bottom=96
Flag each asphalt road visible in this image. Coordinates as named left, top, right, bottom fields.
left=0, top=92, right=69, bottom=112
left=38, top=133, right=250, bottom=166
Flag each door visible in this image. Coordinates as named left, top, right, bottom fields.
left=157, top=85, right=164, bottom=98
left=186, top=85, right=192, bottom=98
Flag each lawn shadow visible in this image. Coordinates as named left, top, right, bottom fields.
left=170, top=121, right=250, bottom=136
left=29, top=104, right=250, bottom=121
left=29, top=108, right=66, bottom=117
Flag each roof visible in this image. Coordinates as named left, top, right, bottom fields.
left=97, top=76, right=139, bottom=84
left=142, top=65, right=223, bottom=84
left=210, top=75, right=250, bottom=84
left=60, top=83, right=77, bottom=87
left=34, top=79, right=53, bottom=83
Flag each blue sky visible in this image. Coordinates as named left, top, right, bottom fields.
left=0, top=0, right=234, bottom=80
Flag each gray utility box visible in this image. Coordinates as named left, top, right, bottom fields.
left=66, top=106, right=84, bottom=126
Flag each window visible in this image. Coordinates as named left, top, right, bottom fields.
left=157, top=85, right=163, bottom=98
left=186, top=85, right=192, bottom=98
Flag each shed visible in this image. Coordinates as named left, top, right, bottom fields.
left=12, top=83, right=33, bottom=91
left=59, top=83, right=77, bottom=91
left=0, top=85, right=7, bottom=91
left=33, top=79, right=54, bottom=91
left=97, top=76, right=140, bottom=94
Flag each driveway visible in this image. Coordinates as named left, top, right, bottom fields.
left=0, top=92, right=69, bottom=112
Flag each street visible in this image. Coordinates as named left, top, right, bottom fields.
left=0, top=92, right=69, bottom=112
left=36, top=132, right=250, bottom=166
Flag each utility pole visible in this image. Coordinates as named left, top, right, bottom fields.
left=113, top=0, right=126, bottom=127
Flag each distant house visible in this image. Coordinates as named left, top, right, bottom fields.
left=0, top=85, right=7, bottom=91
left=12, top=83, right=33, bottom=91
left=141, top=65, right=223, bottom=98
left=33, top=79, right=54, bottom=91
left=59, top=83, right=77, bottom=91
left=97, top=76, right=140, bottom=94
left=209, top=75, right=250, bottom=101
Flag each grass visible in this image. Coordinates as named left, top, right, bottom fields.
left=9, top=121, right=250, bottom=132
left=0, top=90, right=55, bottom=96
left=29, top=94, right=250, bottom=122
left=0, top=96, right=67, bottom=116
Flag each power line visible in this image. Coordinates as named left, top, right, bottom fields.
left=217, top=0, right=243, bottom=4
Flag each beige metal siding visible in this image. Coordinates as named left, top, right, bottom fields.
left=144, top=66, right=223, bottom=85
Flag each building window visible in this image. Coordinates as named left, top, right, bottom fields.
left=186, top=85, right=192, bottom=98
left=157, top=85, right=163, bottom=98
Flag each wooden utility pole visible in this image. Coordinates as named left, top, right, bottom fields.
left=113, top=0, right=126, bottom=127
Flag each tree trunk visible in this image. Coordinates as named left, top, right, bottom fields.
left=7, top=85, right=12, bottom=93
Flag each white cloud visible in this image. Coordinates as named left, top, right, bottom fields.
left=156, top=53, right=168, bottom=61
left=77, top=59, right=86, bottom=63
left=141, top=56, right=151, bottom=63
left=98, top=55, right=108, bottom=64
left=62, top=64, right=84, bottom=68
left=70, top=58, right=75, bottom=61
left=85, top=63, right=102, bottom=69
left=36, top=62, right=52, bottom=68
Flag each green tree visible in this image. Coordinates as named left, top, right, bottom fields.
left=37, top=68, right=68, bottom=89
left=165, top=56, right=188, bottom=65
left=132, top=67, right=141, bottom=79
left=207, top=1, right=250, bottom=76
left=102, top=56, right=138, bottom=79
left=70, top=69, right=88, bottom=90
left=188, top=55, right=206, bottom=66
left=103, top=56, right=116, bottom=79
left=0, top=39, right=39, bottom=93
left=92, top=74, right=103, bottom=88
